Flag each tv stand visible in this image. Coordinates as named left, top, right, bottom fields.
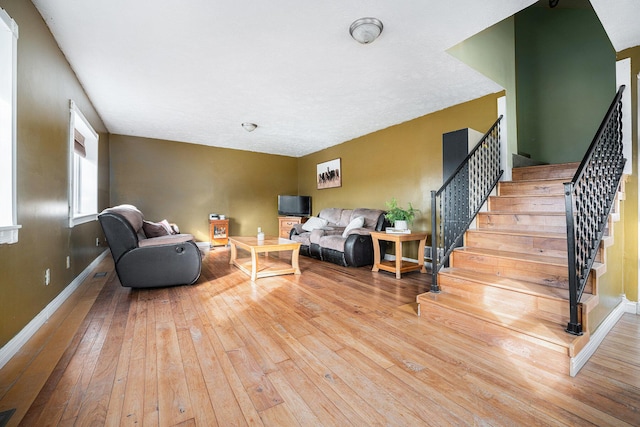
left=278, top=216, right=307, bottom=239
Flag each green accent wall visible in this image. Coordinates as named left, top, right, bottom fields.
left=448, top=17, right=518, bottom=173
left=0, top=0, right=109, bottom=347
left=515, top=5, right=616, bottom=163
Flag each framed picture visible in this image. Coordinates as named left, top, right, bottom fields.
left=317, top=158, right=341, bottom=189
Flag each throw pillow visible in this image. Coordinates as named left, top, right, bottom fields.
left=143, top=219, right=174, bottom=237
left=302, top=216, right=328, bottom=232
left=342, top=216, right=365, bottom=237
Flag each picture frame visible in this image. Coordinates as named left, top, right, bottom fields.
left=317, top=158, right=341, bottom=189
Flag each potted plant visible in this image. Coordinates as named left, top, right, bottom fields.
left=384, top=198, right=418, bottom=230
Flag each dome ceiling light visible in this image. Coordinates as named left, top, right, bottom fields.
left=241, top=122, right=257, bottom=132
left=349, top=17, right=383, bottom=44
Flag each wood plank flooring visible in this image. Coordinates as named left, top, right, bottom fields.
left=0, top=248, right=639, bottom=426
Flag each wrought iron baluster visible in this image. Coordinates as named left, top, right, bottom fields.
left=430, top=116, right=503, bottom=292
left=565, top=85, right=626, bottom=335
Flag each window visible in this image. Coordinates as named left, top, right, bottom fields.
left=68, top=100, right=98, bottom=227
left=0, top=8, right=20, bottom=244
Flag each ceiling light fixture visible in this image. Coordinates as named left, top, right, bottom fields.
left=241, top=122, right=257, bottom=132
left=349, top=17, right=383, bottom=44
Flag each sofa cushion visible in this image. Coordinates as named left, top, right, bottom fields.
left=317, top=208, right=343, bottom=226
left=352, top=208, right=385, bottom=229
left=318, top=235, right=347, bottom=252
left=302, top=216, right=328, bottom=231
left=290, top=232, right=311, bottom=246
left=340, top=210, right=354, bottom=226
left=309, top=229, right=325, bottom=245
left=342, top=216, right=364, bottom=237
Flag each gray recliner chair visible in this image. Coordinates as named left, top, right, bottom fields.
left=98, top=205, right=202, bottom=288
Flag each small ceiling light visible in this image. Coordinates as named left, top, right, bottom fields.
left=349, top=17, right=383, bottom=44
left=242, top=122, right=257, bottom=132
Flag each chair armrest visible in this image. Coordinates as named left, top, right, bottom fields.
left=343, top=227, right=371, bottom=237
left=291, top=224, right=305, bottom=235
left=138, top=233, right=195, bottom=247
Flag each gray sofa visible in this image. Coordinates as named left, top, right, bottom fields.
left=289, top=207, right=388, bottom=267
left=98, top=205, right=202, bottom=288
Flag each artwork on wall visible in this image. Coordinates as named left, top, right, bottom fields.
left=317, top=158, right=341, bottom=189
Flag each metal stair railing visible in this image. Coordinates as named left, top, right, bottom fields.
left=564, top=85, right=626, bottom=336
left=430, top=116, right=503, bottom=292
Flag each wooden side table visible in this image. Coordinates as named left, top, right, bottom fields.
left=209, top=219, right=229, bottom=247
left=370, top=231, right=428, bottom=279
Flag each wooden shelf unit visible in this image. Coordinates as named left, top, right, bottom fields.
left=209, top=219, right=229, bottom=247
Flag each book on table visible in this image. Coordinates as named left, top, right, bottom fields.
left=385, top=228, right=411, bottom=234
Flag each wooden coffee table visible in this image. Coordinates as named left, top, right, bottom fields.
left=229, top=236, right=301, bottom=281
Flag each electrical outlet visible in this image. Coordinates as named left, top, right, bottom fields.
left=45, top=268, right=50, bottom=286
left=96, top=237, right=100, bottom=247
left=66, top=256, right=70, bottom=269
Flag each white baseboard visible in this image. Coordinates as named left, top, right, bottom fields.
left=570, top=296, right=636, bottom=377
left=0, top=250, right=109, bottom=370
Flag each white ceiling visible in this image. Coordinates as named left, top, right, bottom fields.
left=31, top=0, right=639, bottom=157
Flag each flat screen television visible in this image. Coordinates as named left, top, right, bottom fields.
left=278, top=195, right=311, bottom=217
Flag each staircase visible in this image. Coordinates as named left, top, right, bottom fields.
left=417, top=162, right=622, bottom=373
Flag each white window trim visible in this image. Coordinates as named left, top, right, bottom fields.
left=68, top=100, right=99, bottom=227
left=0, top=8, right=20, bottom=244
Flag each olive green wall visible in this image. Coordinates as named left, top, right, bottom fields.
left=109, top=135, right=298, bottom=241
left=0, top=0, right=109, bottom=348
left=297, top=93, right=501, bottom=257
left=448, top=17, right=518, bottom=174
left=515, top=5, right=616, bottom=163
left=618, top=46, right=640, bottom=304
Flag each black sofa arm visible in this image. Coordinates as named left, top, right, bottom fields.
left=116, top=241, right=202, bottom=288
left=343, top=233, right=387, bottom=267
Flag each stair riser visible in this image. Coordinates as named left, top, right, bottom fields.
left=498, top=180, right=566, bottom=196
left=477, top=213, right=566, bottom=233
left=437, top=274, right=570, bottom=324
left=511, top=163, right=579, bottom=181
left=450, top=251, right=594, bottom=294
left=451, top=250, right=567, bottom=288
left=417, top=297, right=571, bottom=372
left=489, top=195, right=565, bottom=213
left=465, top=231, right=568, bottom=259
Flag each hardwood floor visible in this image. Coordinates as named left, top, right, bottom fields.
left=1, top=248, right=639, bottom=426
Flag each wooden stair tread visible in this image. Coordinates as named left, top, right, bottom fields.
left=481, top=211, right=565, bottom=215
left=440, top=268, right=571, bottom=300
left=467, top=228, right=566, bottom=240
left=439, top=267, right=599, bottom=310
left=511, top=162, right=579, bottom=181
left=501, top=177, right=568, bottom=184
left=456, top=247, right=605, bottom=274
left=456, top=246, right=567, bottom=266
left=417, top=291, right=584, bottom=351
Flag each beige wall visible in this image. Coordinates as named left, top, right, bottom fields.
left=109, top=136, right=298, bottom=240
left=618, top=46, right=640, bottom=304
left=0, top=0, right=109, bottom=347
